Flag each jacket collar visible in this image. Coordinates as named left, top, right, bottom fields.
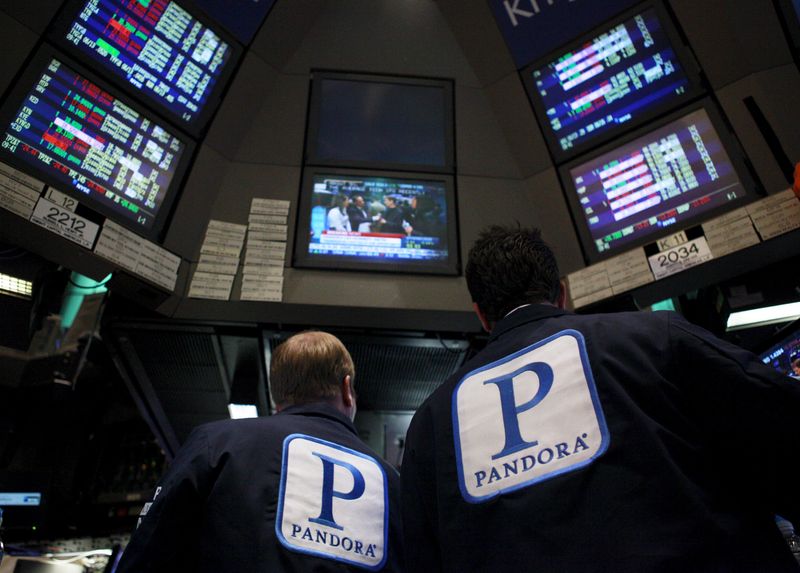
left=278, top=401, right=358, bottom=436
left=489, top=304, right=571, bottom=343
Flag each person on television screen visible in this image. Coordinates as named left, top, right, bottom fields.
left=404, top=195, right=442, bottom=238
left=791, top=357, right=800, bottom=379
left=117, top=331, right=404, bottom=573
left=379, top=195, right=406, bottom=234
left=401, top=225, right=800, bottom=573
left=347, top=194, right=374, bottom=233
left=327, top=193, right=352, bottom=232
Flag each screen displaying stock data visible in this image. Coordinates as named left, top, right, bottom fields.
left=56, top=0, right=234, bottom=130
left=528, top=7, right=693, bottom=157
left=759, top=323, right=800, bottom=380
left=297, top=172, right=456, bottom=274
left=566, top=107, right=747, bottom=256
left=0, top=56, right=188, bottom=231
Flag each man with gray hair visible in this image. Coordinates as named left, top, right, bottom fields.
left=117, top=331, right=404, bottom=572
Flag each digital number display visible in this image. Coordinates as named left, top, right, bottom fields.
left=567, top=108, right=746, bottom=255
left=306, top=175, right=450, bottom=262
left=530, top=8, right=691, bottom=154
left=60, top=0, right=233, bottom=127
left=1, top=57, right=187, bottom=230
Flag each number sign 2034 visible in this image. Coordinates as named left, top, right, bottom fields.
left=647, top=236, right=713, bottom=280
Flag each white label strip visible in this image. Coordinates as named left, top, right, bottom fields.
left=30, top=196, right=99, bottom=250
left=648, top=236, right=713, bottom=280
left=251, top=198, right=290, bottom=215
left=188, top=271, right=234, bottom=300
left=94, top=220, right=180, bottom=291
left=43, top=187, right=78, bottom=212
left=249, top=214, right=288, bottom=225
left=243, top=263, right=284, bottom=276
left=0, top=161, right=46, bottom=193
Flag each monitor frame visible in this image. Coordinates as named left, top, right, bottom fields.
left=773, top=0, right=800, bottom=69
left=520, top=0, right=705, bottom=164
left=0, top=44, right=197, bottom=242
left=558, top=97, right=759, bottom=264
left=304, top=70, right=456, bottom=174
left=292, top=166, right=461, bottom=276
left=47, top=0, right=244, bottom=138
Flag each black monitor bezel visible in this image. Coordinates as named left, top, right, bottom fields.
left=0, top=44, right=197, bottom=242
left=558, top=97, right=759, bottom=264
left=773, top=0, right=800, bottom=68
left=292, top=166, right=461, bottom=276
left=520, top=0, right=705, bottom=164
left=47, top=0, right=244, bottom=138
left=304, top=70, right=456, bottom=174
left=756, top=316, right=800, bottom=369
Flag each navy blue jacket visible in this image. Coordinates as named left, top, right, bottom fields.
left=402, top=305, right=800, bottom=572
left=117, top=403, right=404, bottom=572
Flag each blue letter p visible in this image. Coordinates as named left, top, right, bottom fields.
left=309, top=452, right=366, bottom=530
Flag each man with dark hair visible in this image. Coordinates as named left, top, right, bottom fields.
left=117, top=331, right=404, bottom=573
left=402, top=225, right=800, bottom=572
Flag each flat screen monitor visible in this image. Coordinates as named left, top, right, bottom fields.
left=305, top=72, right=454, bottom=173
left=522, top=2, right=702, bottom=162
left=49, top=0, right=241, bottom=136
left=0, top=47, right=194, bottom=238
left=560, top=101, right=756, bottom=262
left=293, top=168, right=459, bottom=275
left=758, top=319, right=800, bottom=379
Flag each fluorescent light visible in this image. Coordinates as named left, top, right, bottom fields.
left=726, top=302, right=800, bottom=331
left=0, top=272, right=33, bottom=298
left=228, top=403, right=258, bottom=419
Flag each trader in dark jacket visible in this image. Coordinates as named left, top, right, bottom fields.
left=401, top=225, right=800, bottom=573
left=118, top=331, right=404, bottom=572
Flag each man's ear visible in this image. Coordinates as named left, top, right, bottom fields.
left=342, top=375, right=354, bottom=409
left=472, top=302, right=493, bottom=333
left=556, top=280, right=568, bottom=310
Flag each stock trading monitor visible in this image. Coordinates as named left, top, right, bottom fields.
left=522, top=3, right=700, bottom=162
left=50, top=0, right=239, bottom=134
left=0, top=48, right=193, bottom=236
left=294, top=169, right=459, bottom=275
left=561, top=103, right=753, bottom=261
left=759, top=320, right=800, bottom=379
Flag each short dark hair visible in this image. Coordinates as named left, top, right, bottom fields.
left=270, top=331, right=355, bottom=407
left=465, top=226, right=560, bottom=323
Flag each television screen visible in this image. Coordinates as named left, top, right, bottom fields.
left=294, top=169, right=459, bottom=275
left=306, top=73, right=454, bottom=172
left=50, top=0, right=239, bottom=134
left=759, top=321, right=800, bottom=379
left=561, top=102, right=753, bottom=261
left=522, top=4, right=700, bottom=161
left=0, top=48, right=193, bottom=236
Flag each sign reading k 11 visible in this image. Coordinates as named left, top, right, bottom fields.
left=453, top=330, right=609, bottom=502
left=488, top=0, right=640, bottom=68
left=277, top=435, right=388, bottom=570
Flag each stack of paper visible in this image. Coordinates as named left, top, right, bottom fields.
left=188, top=220, right=247, bottom=300
left=241, top=199, right=290, bottom=302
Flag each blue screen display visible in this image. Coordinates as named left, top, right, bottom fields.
left=760, top=327, right=800, bottom=379
left=306, top=175, right=450, bottom=263
left=530, top=8, right=691, bottom=154
left=567, top=108, right=746, bottom=255
left=60, top=0, right=233, bottom=128
left=1, top=57, right=187, bottom=230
